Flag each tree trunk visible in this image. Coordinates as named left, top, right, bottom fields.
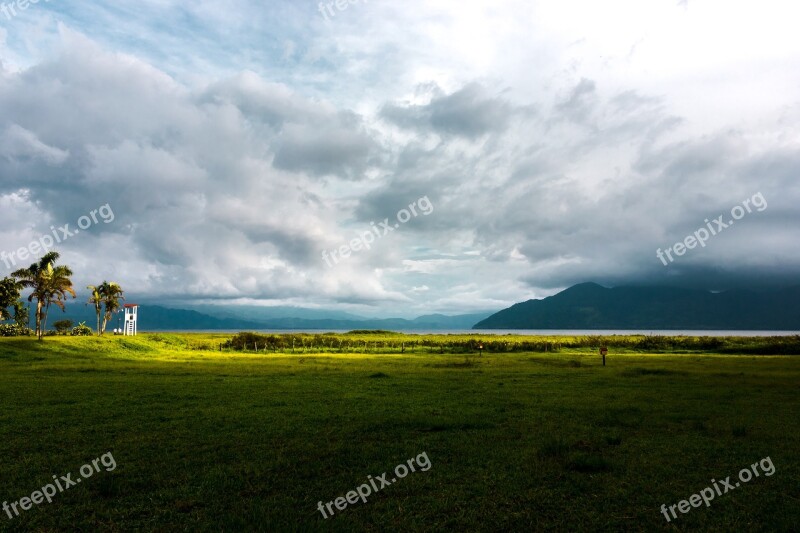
left=40, top=301, right=51, bottom=340
left=35, top=300, right=43, bottom=339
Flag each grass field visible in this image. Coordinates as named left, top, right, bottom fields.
left=0, top=334, right=798, bottom=531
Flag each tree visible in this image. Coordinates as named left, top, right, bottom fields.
left=12, top=251, right=76, bottom=340
left=53, top=319, right=74, bottom=335
left=12, top=301, right=29, bottom=328
left=0, top=277, right=21, bottom=321
left=87, top=285, right=103, bottom=335
left=99, top=281, right=124, bottom=335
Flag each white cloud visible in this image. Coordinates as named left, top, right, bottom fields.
left=0, top=1, right=799, bottom=315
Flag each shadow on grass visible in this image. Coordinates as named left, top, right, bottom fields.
left=539, top=438, right=615, bottom=473
left=596, top=407, right=643, bottom=428
left=622, top=368, right=688, bottom=377
left=567, top=453, right=613, bottom=473
left=429, top=360, right=479, bottom=369
left=524, top=357, right=585, bottom=368
left=415, top=422, right=495, bottom=433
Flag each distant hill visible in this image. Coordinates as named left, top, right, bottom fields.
left=474, top=283, right=800, bottom=330
left=47, top=305, right=493, bottom=332
left=49, top=305, right=265, bottom=332
left=244, top=313, right=491, bottom=331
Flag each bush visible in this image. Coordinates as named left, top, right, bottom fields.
left=53, top=319, right=75, bottom=335
left=636, top=335, right=673, bottom=351
left=224, top=332, right=264, bottom=350
left=0, top=324, right=33, bottom=337
left=71, top=322, right=94, bottom=336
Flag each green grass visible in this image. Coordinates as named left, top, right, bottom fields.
left=0, top=334, right=798, bottom=531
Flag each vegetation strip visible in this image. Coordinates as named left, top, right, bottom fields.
left=220, top=331, right=800, bottom=355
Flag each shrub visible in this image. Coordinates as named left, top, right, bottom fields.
left=0, top=324, right=33, bottom=337
left=636, top=335, right=673, bottom=351
left=71, top=322, right=94, bottom=336
left=223, top=332, right=271, bottom=350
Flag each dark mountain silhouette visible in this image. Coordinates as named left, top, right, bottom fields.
left=51, top=305, right=265, bottom=332
left=50, top=305, right=491, bottom=332
left=474, top=283, right=800, bottom=330
left=194, top=312, right=491, bottom=331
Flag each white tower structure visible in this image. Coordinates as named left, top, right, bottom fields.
left=123, top=304, right=139, bottom=336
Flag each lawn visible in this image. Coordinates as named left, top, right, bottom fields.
left=0, top=334, right=798, bottom=531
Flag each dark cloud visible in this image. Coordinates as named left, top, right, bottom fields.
left=381, top=83, right=518, bottom=139
left=272, top=116, right=378, bottom=179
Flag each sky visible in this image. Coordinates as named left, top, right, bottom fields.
left=0, top=0, right=799, bottom=318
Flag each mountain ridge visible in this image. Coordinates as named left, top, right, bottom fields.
left=43, top=305, right=493, bottom=332
left=474, top=284, right=800, bottom=330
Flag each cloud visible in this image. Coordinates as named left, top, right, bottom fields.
left=556, top=78, right=597, bottom=123
left=1, top=1, right=799, bottom=316
left=272, top=116, right=378, bottom=179
left=381, top=83, right=518, bottom=139
left=0, top=124, right=69, bottom=165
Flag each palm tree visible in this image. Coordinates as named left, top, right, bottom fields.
left=87, top=285, right=103, bottom=335
left=12, top=252, right=76, bottom=340
left=99, top=281, right=124, bottom=335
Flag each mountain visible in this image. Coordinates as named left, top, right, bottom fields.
left=45, top=304, right=494, bottom=332
left=408, top=313, right=492, bottom=329
left=474, top=283, right=800, bottom=330
left=47, top=305, right=265, bottom=331
left=207, top=312, right=492, bottom=331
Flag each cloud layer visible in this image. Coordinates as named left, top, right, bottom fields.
left=1, top=1, right=799, bottom=316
